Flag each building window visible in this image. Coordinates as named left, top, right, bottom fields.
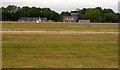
left=71, top=18, right=73, bottom=20
left=67, top=18, right=69, bottom=20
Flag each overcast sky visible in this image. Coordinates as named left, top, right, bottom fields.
left=0, top=0, right=119, bottom=13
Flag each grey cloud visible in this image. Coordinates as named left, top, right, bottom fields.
left=0, top=0, right=119, bottom=13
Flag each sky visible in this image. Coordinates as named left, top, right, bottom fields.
left=0, top=0, right=120, bottom=13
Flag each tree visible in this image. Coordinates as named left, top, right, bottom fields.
left=42, top=8, right=51, bottom=19
left=7, top=5, right=18, bottom=13
left=1, top=5, right=120, bottom=22
left=20, top=6, right=30, bottom=17
left=60, top=11, right=71, bottom=16
left=103, top=13, right=118, bottom=23
left=29, top=7, right=39, bottom=17
left=86, top=9, right=103, bottom=22
left=103, top=9, right=114, bottom=14
left=78, top=7, right=103, bottom=22
left=81, top=8, right=87, bottom=14
left=77, top=7, right=119, bottom=23
left=2, top=7, right=10, bottom=21
left=116, top=13, right=120, bottom=22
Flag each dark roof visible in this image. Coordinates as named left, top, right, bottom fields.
left=71, top=11, right=78, bottom=13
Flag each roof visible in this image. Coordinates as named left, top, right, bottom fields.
left=71, top=11, right=78, bottom=13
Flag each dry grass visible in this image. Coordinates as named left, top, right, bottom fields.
left=2, top=22, right=118, bottom=68
left=2, top=32, right=118, bottom=68
left=2, top=23, right=118, bottom=31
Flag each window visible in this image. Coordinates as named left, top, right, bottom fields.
left=67, top=18, right=69, bottom=20
left=71, top=18, right=73, bottom=20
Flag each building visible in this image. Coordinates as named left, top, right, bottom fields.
left=61, top=11, right=78, bottom=22
left=61, top=16, right=78, bottom=22
left=41, top=18, right=47, bottom=22
left=48, top=20, right=55, bottom=22
left=18, top=17, right=47, bottom=22
left=19, top=17, right=38, bottom=22
left=71, top=11, right=78, bottom=16
left=61, top=11, right=91, bottom=23
left=78, top=20, right=90, bottom=23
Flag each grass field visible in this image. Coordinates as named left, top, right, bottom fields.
left=2, top=32, right=118, bottom=68
left=2, top=23, right=118, bottom=68
left=2, top=23, right=118, bottom=31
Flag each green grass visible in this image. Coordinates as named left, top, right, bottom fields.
left=2, top=33, right=118, bottom=68
left=2, top=23, right=118, bottom=31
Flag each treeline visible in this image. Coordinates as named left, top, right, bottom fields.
left=61, top=7, right=120, bottom=23
left=1, top=5, right=60, bottom=21
left=1, top=5, right=120, bottom=22
left=77, top=7, right=120, bottom=23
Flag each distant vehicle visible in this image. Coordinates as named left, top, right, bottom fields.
left=37, top=19, right=41, bottom=23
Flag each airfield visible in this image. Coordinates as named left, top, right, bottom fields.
left=1, top=22, right=118, bottom=68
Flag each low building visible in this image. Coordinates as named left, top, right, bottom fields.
left=18, top=17, right=47, bottom=22
left=41, top=18, right=47, bottom=22
left=19, top=17, right=37, bottom=22
left=48, top=20, right=54, bottom=22
left=78, top=20, right=90, bottom=23
left=61, top=16, right=78, bottom=22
